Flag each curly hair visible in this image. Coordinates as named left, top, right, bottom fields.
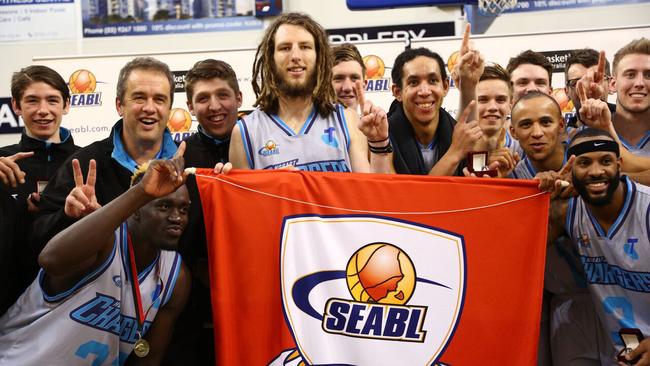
left=252, top=12, right=335, bottom=117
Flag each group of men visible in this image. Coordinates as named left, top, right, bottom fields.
left=0, top=11, right=648, bottom=366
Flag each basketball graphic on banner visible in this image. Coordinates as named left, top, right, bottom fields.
left=346, top=243, right=416, bottom=305
left=68, top=70, right=97, bottom=94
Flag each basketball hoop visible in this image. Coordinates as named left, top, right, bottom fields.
left=478, top=0, right=517, bottom=15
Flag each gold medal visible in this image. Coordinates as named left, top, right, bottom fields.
left=133, top=338, right=150, bottom=358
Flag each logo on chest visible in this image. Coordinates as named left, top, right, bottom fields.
left=258, top=140, right=280, bottom=156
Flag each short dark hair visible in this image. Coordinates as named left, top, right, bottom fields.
left=506, top=50, right=553, bottom=85
left=11, top=65, right=70, bottom=108
left=391, top=48, right=447, bottom=89
left=511, top=91, right=562, bottom=120
left=479, top=63, right=512, bottom=96
left=116, top=57, right=174, bottom=106
left=613, top=38, right=650, bottom=74
left=185, top=59, right=240, bottom=101
left=569, top=127, right=616, bottom=146
left=331, top=43, right=366, bottom=78
left=565, top=48, right=611, bottom=81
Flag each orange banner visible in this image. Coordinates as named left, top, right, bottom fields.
left=196, top=170, right=549, bottom=366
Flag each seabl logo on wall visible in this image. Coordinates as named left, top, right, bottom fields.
left=363, top=55, right=391, bottom=93
left=273, top=215, right=466, bottom=366
left=68, top=69, right=103, bottom=107
left=167, top=108, right=194, bottom=142
left=0, top=97, right=23, bottom=134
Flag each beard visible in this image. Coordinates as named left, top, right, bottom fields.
left=275, top=68, right=317, bottom=98
left=572, top=170, right=620, bottom=207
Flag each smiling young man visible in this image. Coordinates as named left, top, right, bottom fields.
left=611, top=38, right=650, bottom=157
left=32, top=57, right=178, bottom=254
left=331, top=43, right=366, bottom=110
left=0, top=65, right=80, bottom=315
left=229, top=13, right=393, bottom=174
left=0, top=155, right=190, bottom=365
left=388, top=47, right=480, bottom=176
left=510, top=92, right=566, bottom=179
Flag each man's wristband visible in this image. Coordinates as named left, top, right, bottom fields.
left=368, top=137, right=389, bottom=143
left=368, top=141, right=393, bottom=154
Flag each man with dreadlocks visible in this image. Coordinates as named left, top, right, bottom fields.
left=228, top=12, right=394, bottom=173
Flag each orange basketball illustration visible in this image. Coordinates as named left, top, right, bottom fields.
left=552, top=88, right=574, bottom=113
left=447, top=51, right=460, bottom=74
left=346, top=243, right=416, bottom=305
left=167, top=108, right=192, bottom=132
left=68, top=70, right=97, bottom=94
left=363, top=55, right=386, bottom=80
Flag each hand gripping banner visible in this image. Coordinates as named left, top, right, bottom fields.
left=195, top=170, right=549, bottom=366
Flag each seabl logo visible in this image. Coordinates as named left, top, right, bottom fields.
left=259, top=140, right=280, bottom=156
left=274, top=215, right=466, bottom=366
left=363, top=55, right=391, bottom=93
left=68, top=69, right=103, bottom=107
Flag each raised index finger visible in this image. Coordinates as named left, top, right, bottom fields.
left=460, top=23, right=470, bottom=55
left=596, top=50, right=606, bottom=81
left=458, top=100, right=475, bottom=124
left=86, top=159, right=97, bottom=188
left=577, top=79, right=588, bottom=103
left=559, top=155, right=575, bottom=177
left=354, top=80, right=367, bottom=116
left=72, top=159, right=84, bottom=187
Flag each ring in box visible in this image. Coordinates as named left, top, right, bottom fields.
left=466, top=151, right=497, bottom=177
left=617, top=328, right=644, bottom=365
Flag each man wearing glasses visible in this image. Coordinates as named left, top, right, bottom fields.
left=564, top=48, right=615, bottom=129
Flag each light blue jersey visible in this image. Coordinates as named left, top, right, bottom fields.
left=0, top=223, right=182, bottom=366
left=565, top=176, right=650, bottom=351
left=238, top=104, right=352, bottom=172
left=619, top=132, right=650, bottom=158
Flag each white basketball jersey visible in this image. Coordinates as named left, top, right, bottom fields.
left=619, top=132, right=650, bottom=158
left=510, top=156, right=538, bottom=180
left=565, top=176, right=650, bottom=347
left=239, top=104, right=352, bottom=171
left=0, top=223, right=182, bottom=366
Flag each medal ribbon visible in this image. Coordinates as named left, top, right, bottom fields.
left=127, top=232, right=146, bottom=328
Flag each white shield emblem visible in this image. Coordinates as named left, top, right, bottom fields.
left=279, top=215, right=466, bottom=366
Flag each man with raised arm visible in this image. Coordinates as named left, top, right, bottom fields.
left=32, top=57, right=178, bottom=252
left=0, top=152, right=190, bottom=365
left=229, top=12, right=393, bottom=174
left=564, top=49, right=615, bottom=129
left=389, top=24, right=482, bottom=176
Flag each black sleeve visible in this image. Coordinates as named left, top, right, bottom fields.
left=29, top=151, right=80, bottom=255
